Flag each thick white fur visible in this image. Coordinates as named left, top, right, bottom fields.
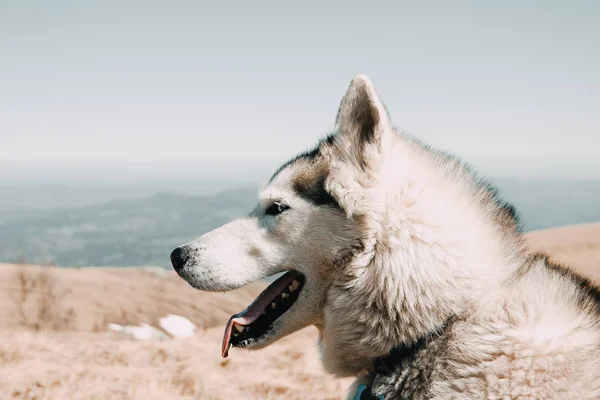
left=176, top=75, right=600, bottom=399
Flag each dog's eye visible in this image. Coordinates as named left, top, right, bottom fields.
left=265, top=202, right=290, bottom=216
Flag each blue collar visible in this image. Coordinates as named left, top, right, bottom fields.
left=353, top=383, right=384, bottom=400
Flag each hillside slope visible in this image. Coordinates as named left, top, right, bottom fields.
left=0, top=223, right=599, bottom=399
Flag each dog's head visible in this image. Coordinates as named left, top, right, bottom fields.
left=171, top=74, right=402, bottom=373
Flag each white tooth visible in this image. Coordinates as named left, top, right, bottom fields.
left=288, top=285, right=296, bottom=293
left=271, top=302, right=277, bottom=309
left=282, top=292, right=289, bottom=299
left=234, top=324, right=244, bottom=333
left=233, top=332, right=239, bottom=337
left=291, top=280, right=300, bottom=290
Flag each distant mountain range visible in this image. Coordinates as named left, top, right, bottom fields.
left=0, top=178, right=599, bottom=268
left=0, top=188, right=258, bottom=267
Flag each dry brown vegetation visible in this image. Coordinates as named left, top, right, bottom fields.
left=0, top=223, right=599, bottom=399
left=10, top=264, right=77, bottom=331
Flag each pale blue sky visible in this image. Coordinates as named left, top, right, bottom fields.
left=1, top=1, right=599, bottom=173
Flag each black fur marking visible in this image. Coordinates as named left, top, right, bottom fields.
left=293, top=173, right=340, bottom=208
left=268, top=133, right=336, bottom=184
left=322, top=132, right=337, bottom=146
left=269, top=146, right=319, bottom=184
left=372, top=321, right=449, bottom=376
left=267, top=133, right=340, bottom=208
left=541, top=253, right=600, bottom=314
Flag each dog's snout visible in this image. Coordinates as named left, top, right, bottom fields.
left=170, top=247, right=189, bottom=272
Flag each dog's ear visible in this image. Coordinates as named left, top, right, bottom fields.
left=324, top=75, right=393, bottom=217
left=334, top=74, right=392, bottom=168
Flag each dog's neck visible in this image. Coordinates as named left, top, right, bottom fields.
left=350, top=319, right=452, bottom=400
left=371, top=318, right=450, bottom=373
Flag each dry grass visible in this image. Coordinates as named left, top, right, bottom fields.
left=0, top=326, right=345, bottom=400
left=0, top=346, right=21, bottom=364
left=10, top=264, right=76, bottom=331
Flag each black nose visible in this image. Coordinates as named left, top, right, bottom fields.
left=170, top=247, right=188, bottom=272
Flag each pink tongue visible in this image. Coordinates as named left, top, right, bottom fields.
left=221, top=271, right=298, bottom=358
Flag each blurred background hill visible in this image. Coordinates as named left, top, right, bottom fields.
left=1, top=169, right=600, bottom=268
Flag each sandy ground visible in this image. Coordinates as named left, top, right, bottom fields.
left=1, top=222, right=600, bottom=399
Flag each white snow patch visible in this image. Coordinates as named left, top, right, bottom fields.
left=159, top=314, right=197, bottom=338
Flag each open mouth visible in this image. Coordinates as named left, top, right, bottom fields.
left=221, top=271, right=305, bottom=357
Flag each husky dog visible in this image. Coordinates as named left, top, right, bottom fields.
left=170, top=75, right=600, bottom=399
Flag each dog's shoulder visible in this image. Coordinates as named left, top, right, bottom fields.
left=368, top=254, right=600, bottom=399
